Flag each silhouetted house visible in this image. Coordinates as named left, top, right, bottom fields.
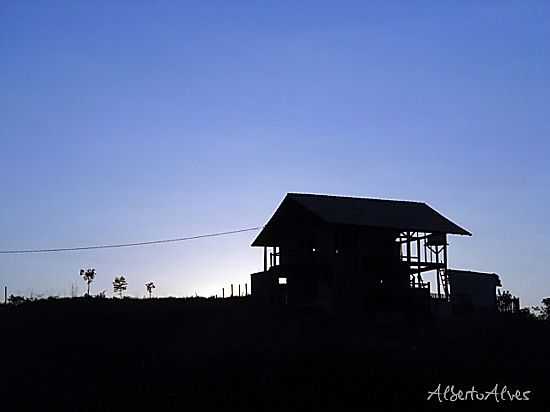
left=449, top=270, right=501, bottom=311
left=250, top=193, right=484, bottom=313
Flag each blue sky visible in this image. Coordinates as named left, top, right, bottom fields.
left=1, top=1, right=549, bottom=305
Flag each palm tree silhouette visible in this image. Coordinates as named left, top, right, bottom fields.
left=145, top=282, right=155, bottom=298
left=80, top=268, right=96, bottom=296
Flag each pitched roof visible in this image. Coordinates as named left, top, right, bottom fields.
left=252, top=193, right=471, bottom=246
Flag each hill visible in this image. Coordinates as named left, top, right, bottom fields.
left=1, top=297, right=548, bottom=411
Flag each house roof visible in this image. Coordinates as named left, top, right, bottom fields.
left=447, top=269, right=501, bottom=286
left=252, top=193, right=471, bottom=246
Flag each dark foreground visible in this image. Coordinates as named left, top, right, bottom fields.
left=1, top=298, right=549, bottom=411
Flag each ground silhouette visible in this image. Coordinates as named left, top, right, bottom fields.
left=0, top=297, right=549, bottom=411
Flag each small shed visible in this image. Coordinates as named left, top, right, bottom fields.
left=448, top=269, right=502, bottom=311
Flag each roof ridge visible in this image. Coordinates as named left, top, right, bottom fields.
left=252, top=193, right=471, bottom=246
left=287, top=192, right=425, bottom=205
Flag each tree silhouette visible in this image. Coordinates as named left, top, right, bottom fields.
left=80, top=268, right=96, bottom=296
left=113, top=276, right=128, bottom=298
left=145, top=282, right=156, bottom=298
left=538, top=297, right=550, bottom=320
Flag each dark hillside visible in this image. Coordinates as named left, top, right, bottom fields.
left=0, top=298, right=548, bottom=411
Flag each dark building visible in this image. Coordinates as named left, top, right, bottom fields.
left=448, top=270, right=502, bottom=311
left=250, top=193, right=500, bottom=313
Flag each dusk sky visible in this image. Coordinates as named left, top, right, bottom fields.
left=1, top=2, right=549, bottom=305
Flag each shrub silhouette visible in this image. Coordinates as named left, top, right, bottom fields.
left=497, top=290, right=513, bottom=312
left=8, top=295, right=27, bottom=306
left=536, top=297, right=550, bottom=320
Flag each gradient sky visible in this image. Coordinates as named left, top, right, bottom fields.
left=1, top=1, right=549, bottom=305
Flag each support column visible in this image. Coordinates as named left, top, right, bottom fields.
left=443, top=241, right=449, bottom=298
left=417, top=233, right=421, bottom=281
left=406, top=232, right=411, bottom=276
left=436, top=246, right=441, bottom=298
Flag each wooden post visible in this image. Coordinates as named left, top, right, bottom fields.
left=406, top=232, right=411, bottom=280
left=436, top=246, right=441, bottom=298
left=4, top=286, right=6, bottom=304
left=231, top=284, right=234, bottom=297
left=238, top=284, right=241, bottom=297
left=443, top=241, right=449, bottom=298
left=222, top=288, right=224, bottom=298
left=424, top=238, right=428, bottom=264
left=263, top=247, right=267, bottom=272
left=417, top=233, right=421, bottom=280
left=406, top=232, right=410, bottom=262
left=245, top=283, right=248, bottom=296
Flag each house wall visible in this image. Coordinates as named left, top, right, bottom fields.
left=450, top=274, right=499, bottom=310
left=251, top=271, right=287, bottom=304
left=274, top=224, right=411, bottom=309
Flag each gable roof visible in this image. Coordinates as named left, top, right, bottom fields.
left=252, top=193, right=471, bottom=246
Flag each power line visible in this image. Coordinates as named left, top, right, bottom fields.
left=0, top=226, right=263, bottom=255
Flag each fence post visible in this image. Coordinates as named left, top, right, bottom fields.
left=4, top=286, right=6, bottom=304
left=238, top=284, right=241, bottom=297
left=245, top=283, right=248, bottom=296
left=231, top=284, right=233, bottom=297
left=222, top=288, right=225, bottom=299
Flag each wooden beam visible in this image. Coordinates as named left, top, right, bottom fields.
left=407, top=263, right=445, bottom=274
left=397, top=233, right=432, bottom=244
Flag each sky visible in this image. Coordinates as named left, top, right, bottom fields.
left=1, top=1, right=549, bottom=306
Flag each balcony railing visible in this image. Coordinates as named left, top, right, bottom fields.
left=430, top=293, right=449, bottom=301
left=410, top=279, right=430, bottom=289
